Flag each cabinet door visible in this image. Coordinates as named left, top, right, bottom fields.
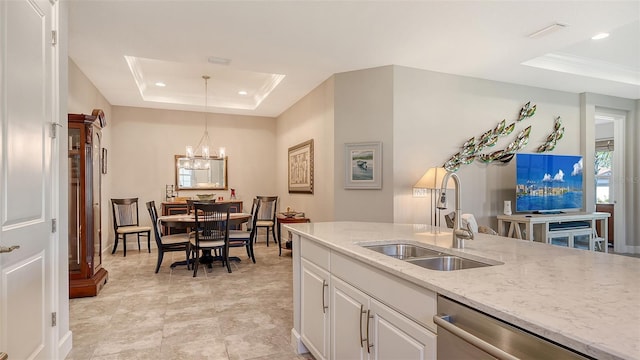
left=301, top=258, right=330, bottom=360
left=331, top=277, right=369, bottom=360
left=369, top=299, right=436, bottom=360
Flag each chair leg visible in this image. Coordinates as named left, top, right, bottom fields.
left=249, top=243, right=256, bottom=263
left=112, top=234, right=119, bottom=254
left=271, top=226, right=277, bottom=244
left=147, top=231, right=151, bottom=253
left=123, top=234, right=127, bottom=257
left=192, top=248, right=199, bottom=277
left=155, top=249, right=164, bottom=273
left=137, top=233, right=141, bottom=251
left=266, top=229, right=270, bottom=247
left=224, top=248, right=232, bottom=273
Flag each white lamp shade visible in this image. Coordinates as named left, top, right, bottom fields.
left=414, top=167, right=454, bottom=190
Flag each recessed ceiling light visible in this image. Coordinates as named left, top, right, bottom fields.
left=238, top=90, right=248, bottom=95
left=592, top=33, right=610, bottom=40
left=155, top=82, right=166, bottom=87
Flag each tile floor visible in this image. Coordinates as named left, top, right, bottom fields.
left=67, top=235, right=314, bottom=360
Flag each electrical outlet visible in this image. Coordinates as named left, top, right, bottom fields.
left=413, top=188, right=429, bottom=197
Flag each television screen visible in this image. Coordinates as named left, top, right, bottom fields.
left=515, top=153, right=583, bottom=213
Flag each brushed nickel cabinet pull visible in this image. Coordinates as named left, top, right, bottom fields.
left=366, top=309, right=373, bottom=353
left=359, top=304, right=366, bottom=348
left=322, top=280, right=328, bottom=313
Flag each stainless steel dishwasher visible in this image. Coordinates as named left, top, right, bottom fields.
left=434, top=296, right=593, bottom=360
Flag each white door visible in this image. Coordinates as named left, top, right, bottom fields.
left=0, top=0, right=56, bottom=359
left=331, top=277, right=368, bottom=360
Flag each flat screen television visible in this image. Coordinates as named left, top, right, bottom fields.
left=515, top=153, right=583, bottom=213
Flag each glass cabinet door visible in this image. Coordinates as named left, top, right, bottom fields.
left=92, top=129, right=102, bottom=271
left=68, top=127, right=82, bottom=273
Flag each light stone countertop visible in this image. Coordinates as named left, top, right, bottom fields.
left=284, top=221, right=640, bottom=360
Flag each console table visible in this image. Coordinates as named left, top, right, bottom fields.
left=497, top=212, right=610, bottom=252
left=277, top=214, right=310, bottom=256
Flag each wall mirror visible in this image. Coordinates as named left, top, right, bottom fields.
left=175, top=155, right=228, bottom=190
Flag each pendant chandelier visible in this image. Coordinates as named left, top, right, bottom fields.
left=186, top=75, right=224, bottom=159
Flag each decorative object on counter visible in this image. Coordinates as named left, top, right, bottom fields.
left=503, top=200, right=512, bottom=216
left=196, top=194, right=215, bottom=200
left=344, top=141, right=382, bottom=189
left=185, top=75, right=225, bottom=159
left=443, top=102, right=537, bottom=172
left=165, top=184, right=177, bottom=201
left=536, top=116, right=565, bottom=153
left=288, top=139, right=314, bottom=193
left=413, top=167, right=454, bottom=227
left=230, top=188, right=236, bottom=199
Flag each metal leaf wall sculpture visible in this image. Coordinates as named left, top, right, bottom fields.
left=442, top=103, right=567, bottom=172
left=443, top=102, right=536, bottom=172
left=536, top=116, right=564, bottom=153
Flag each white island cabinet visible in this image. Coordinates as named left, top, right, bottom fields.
left=300, top=240, right=330, bottom=360
left=332, top=277, right=435, bottom=359
left=295, top=235, right=436, bottom=360
left=288, top=221, right=640, bottom=360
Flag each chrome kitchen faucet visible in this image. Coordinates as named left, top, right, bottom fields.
left=437, top=172, right=474, bottom=249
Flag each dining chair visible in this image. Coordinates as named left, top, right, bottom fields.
left=255, top=196, right=278, bottom=246
left=228, top=198, right=260, bottom=263
left=146, top=201, right=190, bottom=273
left=190, top=202, right=232, bottom=277
left=111, top=198, right=152, bottom=257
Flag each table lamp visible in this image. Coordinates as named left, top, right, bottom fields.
left=413, top=167, right=454, bottom=227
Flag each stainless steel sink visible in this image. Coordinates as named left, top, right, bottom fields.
left=361, top=242, right=494, bottom=271
left=406, top=256, right=491, bottom=271
left=363, top=243, right=444, bottom=260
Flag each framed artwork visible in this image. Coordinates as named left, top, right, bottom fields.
left=345, top=142, right=382, bottom=189
left=288, top=139, right=314, bottom=194
left=101, top=148, right=108, bottom=174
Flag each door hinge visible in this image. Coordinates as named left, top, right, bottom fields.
left=51, top=218, right=57, bottom=233
left=51, top=312, right=57, bottom=327
left=51, top=30, right=57, bottom=46
left=50, top=123, right=62, bottom=138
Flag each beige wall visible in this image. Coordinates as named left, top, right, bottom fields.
left=333, top=66, right=395, bottom=222
left=392, top=65, right=581, bottom=229
left=276, top=77, right=335, bottom=222
left=108, top=106, right=277, bottom=240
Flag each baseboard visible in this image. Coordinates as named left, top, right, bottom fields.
left=617, top=244, right=640, bottom=255
left=58, top=330, right=72, bottom=359
left=290, top=328, right=308, bottom=354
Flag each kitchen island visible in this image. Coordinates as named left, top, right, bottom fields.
left=286, top=221, right=640, bottom=360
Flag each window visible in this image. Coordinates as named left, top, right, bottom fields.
left=595, top=140, right=613, bottom=204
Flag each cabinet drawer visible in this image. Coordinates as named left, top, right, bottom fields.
left=301, top=237, right=330, bottom=270
left=332, top=252, right=437, bottom=332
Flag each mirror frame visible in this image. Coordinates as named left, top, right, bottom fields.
left=175, top=155, right=228, bottom=190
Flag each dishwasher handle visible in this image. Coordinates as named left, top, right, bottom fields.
left=433, top=314, right=521, bottom=360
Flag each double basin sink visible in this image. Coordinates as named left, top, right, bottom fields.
left=362, top=243, right=493, bottom=271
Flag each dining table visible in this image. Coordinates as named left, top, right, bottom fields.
left=158, top=212, right=252, bottom=268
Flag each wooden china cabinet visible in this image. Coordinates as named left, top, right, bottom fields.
left=68, top=110, right=108, bottom=298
